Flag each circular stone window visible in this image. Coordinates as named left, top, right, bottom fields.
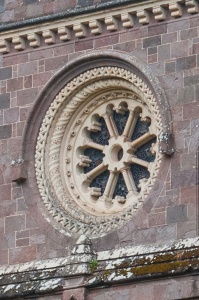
left=35, top=66, right=162, bottom=237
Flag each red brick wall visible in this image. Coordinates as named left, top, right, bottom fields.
left=0, top=14, right=198, bottom=265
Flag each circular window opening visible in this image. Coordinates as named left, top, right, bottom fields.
left=35, top=66, right=162, bottom=237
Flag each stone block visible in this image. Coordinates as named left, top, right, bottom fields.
left=9, top=245, right=36, bottom=264
left=3, top=53, right=29, bottom=67
left=167, top=204, right=187, bottom=224
left=4, top=107, right=19, bottom=124
left=0, top=66, right=12, bottom=80
left=75, top=39, right=93, bottom=52
left=45, top=55, right=68, bottom=71
left=16, top=237, right=30, bottom=247
left=183, top=102, right=199, bottom=119
left=177, top=85, right=195, bottom=103
left=165, top=61, right=176, bottom=73
left=177, top=221, right=196, bottom=239
left=17, top=87, right=39, bottom=106
left=148, top=23, right=167, bottom=36
left=5, top=214, right=26, bottom=233
left=114, top=40, right=136, bottom=52
left=134, top=227, right=156, bottom=244
left=168, top=19, right=190, bottom=33
left=95, top=33, right=119, bottom=48
left=0, top=124, right=12, bottom=139
left=33, top=71, right=52, bottom=87
left=171, top=41, right=189, bottom=58
left=143, top=35, right=161, bottom=48
left=24, top=75, right=33, bottom=89
left=0, top=93, right=10, bottom=109
left=18, top=61, right=38, bottom=76
left=149, top=212, right=166, bottom=227
left=162, top=32, right=177, bottom=44
left=180, top=27, right=198, bottom=40
left=176, top=55, right=196, bottom=71
left=148, top=46, right=157, bottom=55
left=7, top=77, right=23, bottom=92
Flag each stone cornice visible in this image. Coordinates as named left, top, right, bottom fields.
left=0, top=237, right=199, bottom=298
left=0, top=0, right=198, bottom=54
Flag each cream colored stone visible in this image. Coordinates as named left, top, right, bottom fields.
left=137, top=9, right=151, bottom=24
left=0, top=39, right=10, bottom=53
left=35, top=66, right=162, bottom=237
left=42, top=29, right=56, bottom=44
left=121, top=13, right=134, bottom=28
left=58, top=26, right=71, bottom=41
left=12, top=36, right=25, bottom=50
left=27, top=33, right=40, bottom=47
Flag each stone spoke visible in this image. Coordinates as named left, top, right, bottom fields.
left=102, top=112, right=118, bottom=138
left=121, top=167, right=137, bottom=193
left=84, top=140, right=104, bottom=151
left=122, top=109, right=138, bottom=138
left=85, top=162, right=107, bottom=181
left=131, top=132, right=155, bottom=149
left=103, top=171, right=118, bottom=200
left=128, top=156, right=149, bottom=168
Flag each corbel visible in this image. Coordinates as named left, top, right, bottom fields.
left=137, top=9, right=151, bottom=24
left=42, top=29, right=56, bottom=44
left=0, top=39, right=10, bottom=53
left=185, top=0, right=199, bottom=13
left=169, top=2, right=183, bottom=17
left=158, top=132, right=175, bottom=156
left=121, top=12, right=134, bottom=28
left=12, top=36, right=26, bottom=51
left=11, top=158, right=27, bottom=184
left=27, top=33, right=41, bottom=47
left=73, top=23, right=87, bottom=38
left=89, top=20, right=102, bottom=35
left=105, top=16, right=119, bottom=31
left=58, top=26, right=72, bottom=41
left=153, top=5, right=167, bottom=21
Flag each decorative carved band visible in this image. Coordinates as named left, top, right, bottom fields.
left=35, top=66, right=163, bottom=237
left=0, top=0, right=198, bottom=54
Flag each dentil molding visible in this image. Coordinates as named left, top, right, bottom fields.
left=0, top=0, right=198, bottom=53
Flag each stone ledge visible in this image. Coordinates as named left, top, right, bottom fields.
left=0, top=0, right=198, bottom=54
left=0, top=237, right=199, bottom=298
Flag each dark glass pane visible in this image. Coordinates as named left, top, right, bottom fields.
left=131, top=164, right=150, bottom=191
left=90, top=117, right=109, bottom=145
left=84, top=148, right=104, bottom=173
left=113, top=110, right=129, bottom=135
left=135, top=138, right=156, bottom=163
left=113, top=173, right=128, bottom=199
left=131, top=116, right=150, bottom=141
left=90, top=170, right=110, bottom=194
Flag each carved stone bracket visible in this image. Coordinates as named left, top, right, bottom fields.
left=11, top=158, right=27, bottom=184
left=158, top=132, right=175, bottom=156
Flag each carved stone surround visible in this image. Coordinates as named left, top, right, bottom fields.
left=35, top=66, right=162, bottom=237
left=0, top=0, right=198, bottom=53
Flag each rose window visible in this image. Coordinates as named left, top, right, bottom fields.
left=65, top=94, right=158, bottom=215
left=35, top=66, right=162, bottom=236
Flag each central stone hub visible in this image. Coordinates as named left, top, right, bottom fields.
left=103, top=136, right=132, bottom=172
left=111, top=144, right=123, bottom=162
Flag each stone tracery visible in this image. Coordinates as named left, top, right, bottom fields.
left=35, top=66, right=163, bottom=237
